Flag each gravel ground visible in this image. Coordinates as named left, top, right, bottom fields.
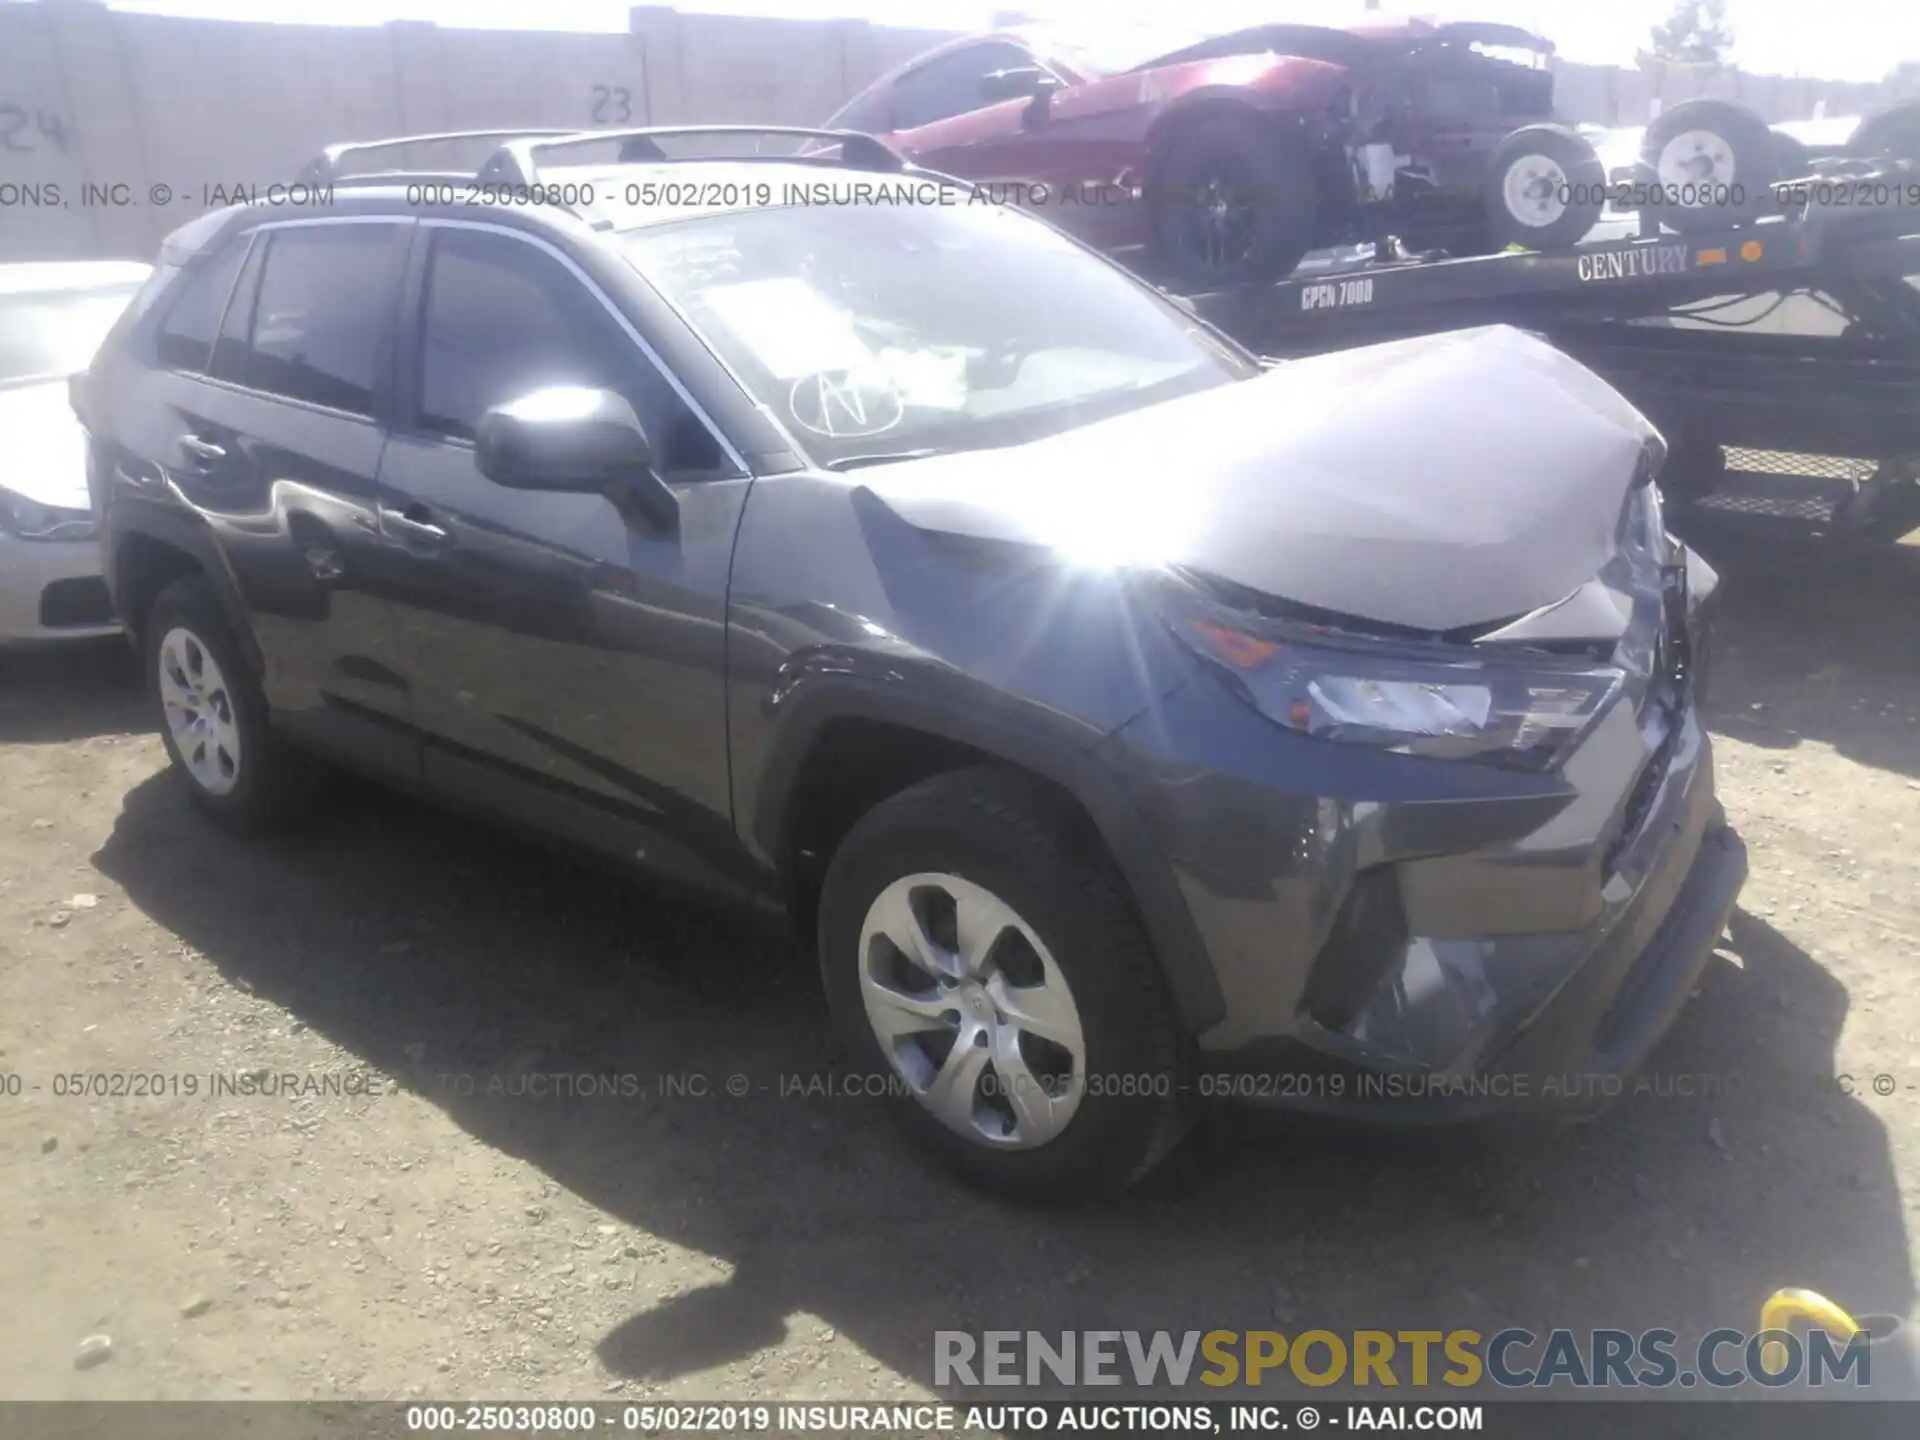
left=1, top=523, right=1916, bottom=1402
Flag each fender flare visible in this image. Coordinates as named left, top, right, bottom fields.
left=748, top=673, right=1228, bottom=1035
left=108, top=499, right=265, bottom=680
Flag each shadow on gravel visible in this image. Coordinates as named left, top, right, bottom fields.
left=0, top=639, right=145, bottom=745
left=1684, top=522, right=1920, bottom=782
left=90, top=761, right=1911, bottom=1399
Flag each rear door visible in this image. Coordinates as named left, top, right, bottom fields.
left=372, top=220, right=753, bottom=887
left=124, top=217, right=418, bottom=779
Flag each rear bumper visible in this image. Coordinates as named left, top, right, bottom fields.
left=0, top=533, right=119, bottom=644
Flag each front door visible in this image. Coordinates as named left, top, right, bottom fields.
left=374, top=220, right=753, bottom=888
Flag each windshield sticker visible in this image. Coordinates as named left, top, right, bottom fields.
left=788, top=368, right=906, bottom=439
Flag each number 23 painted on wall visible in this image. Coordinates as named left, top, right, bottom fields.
left=590, top=86, right=633, bottom=124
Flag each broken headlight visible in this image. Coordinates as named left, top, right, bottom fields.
left=1161, top=577, right=1624, bottom=773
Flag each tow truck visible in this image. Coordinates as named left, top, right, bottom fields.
left=1180, top=165, right=1920, bottom=548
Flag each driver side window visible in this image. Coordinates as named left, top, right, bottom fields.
left=414, top=227, right=733, bottom=479
left=890, top=41, right=1036, bottom=132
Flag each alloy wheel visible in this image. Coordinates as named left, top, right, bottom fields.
left=1178, top=166, right=1260, bottom=275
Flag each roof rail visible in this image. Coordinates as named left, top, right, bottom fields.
left=479, top=126, right=907, bottom=185
left=296, top=129, right=579, bottom=186
left=324, top=170, right=489, bottom=190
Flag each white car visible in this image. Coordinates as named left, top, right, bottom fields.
left=1, top=260, right=152, bottom=643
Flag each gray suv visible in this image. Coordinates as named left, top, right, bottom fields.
left=75, top=127, right=1746, bottom=1199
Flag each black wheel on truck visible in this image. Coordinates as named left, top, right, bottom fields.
left=1149, top=112, right=1318, bottom=289
left=1767, top=131, right=1814, bottom=216
left=1639, top=99, right=1779, bottom=234
left=1484, top=124, right=1607, bottom=252
left=1849, top=101, right=1920, bottom=163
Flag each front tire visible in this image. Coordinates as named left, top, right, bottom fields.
left=144, top=576, right=310, bottom=833
left=818, top=767, right=1192, bottom=1201
left=1149, top=113, right=1318, bottom=289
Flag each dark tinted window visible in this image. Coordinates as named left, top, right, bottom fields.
left=154, top=241, right=246, bottom=373
left=243, top=225, right=398, bottom=415
left=826, top=88, right=890, bottom=134
left=208, top=238, right=266, bottom=386
left=415, top=227, right=729, bottom=476
left=891, top=42, right=1033, bottom=131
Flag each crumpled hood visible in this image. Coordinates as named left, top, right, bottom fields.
left=855, top=325, right=1660, bottom=634
left=0, top=380, right=89, bottom=510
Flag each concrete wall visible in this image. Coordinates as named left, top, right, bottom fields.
left=0, top=0, right=1894, bottom=263
left=1552, top=59, right=1885, bottom=131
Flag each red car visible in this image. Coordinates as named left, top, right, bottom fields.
left=828, top=19, right=1602, bottom=289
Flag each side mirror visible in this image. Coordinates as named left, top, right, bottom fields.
left=475, top=386, right=677, bottom=530
left=980, top=65, right=1061, bottom=105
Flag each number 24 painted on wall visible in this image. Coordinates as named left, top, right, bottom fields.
left=0, top=104, right=71, bottom=153
left=591, top=86, right=633, bottom=124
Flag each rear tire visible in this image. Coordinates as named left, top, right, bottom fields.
left=818, top=767, right=1192, bottom=1202
left=1484, top=124, right=1606, bottom=251
left=1849, top=101, right=1920, bottom=163
left=1639, top=99, right=1777, bottom=234
left=144, top=576, right=311, bottom=833
left=1149, top=113, right=1317, bottom=289
left=1768, top=132, right=1813, bottom=216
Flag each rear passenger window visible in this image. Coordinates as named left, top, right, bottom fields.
left=415, top=227, right=731, bottom=478
left=240, top=225, right=398, bottom=415
left=154, top=240, right=246, bottom=373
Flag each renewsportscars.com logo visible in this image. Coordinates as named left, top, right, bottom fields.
left=934, top=1328, right=1873, bottom=1390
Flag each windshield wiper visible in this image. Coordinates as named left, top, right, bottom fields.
left=824, top=449, right=943, bottom=472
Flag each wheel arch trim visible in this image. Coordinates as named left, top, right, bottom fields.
left=749, top=674, right=1228, bottom=1035
left=109, top=505, right=264, bottom=679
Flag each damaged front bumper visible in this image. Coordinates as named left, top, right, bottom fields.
left=1096, top=611, right=1746, bottom=1125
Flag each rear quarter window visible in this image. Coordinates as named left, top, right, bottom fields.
left=154, top=242, right=247, bottom=373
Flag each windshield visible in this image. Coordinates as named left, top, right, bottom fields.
left=0, top=285, right=141, bottom=386
left=1035, top=27, right=1217, bottom=76
left=622, top=200, right=1255, bottom=469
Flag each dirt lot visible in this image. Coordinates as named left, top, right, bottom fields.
left=2, top=525, right=1917, bottom=1403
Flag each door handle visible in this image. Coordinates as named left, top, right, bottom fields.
left=378, top=503, right=449, bottom=545
left=177, top=434, right=226, bottom=465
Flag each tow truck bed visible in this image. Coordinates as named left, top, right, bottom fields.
left=1182, top=198, right=1920, bottom=544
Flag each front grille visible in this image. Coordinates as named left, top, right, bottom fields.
left=39, top=577, right=116, bottom=628
left=1608, top=716, right=1679, bottom=873
left=1604, top=562, right=1690, bottom=873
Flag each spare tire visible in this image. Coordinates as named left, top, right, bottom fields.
left=1149, top=112, right=1317, bottom=289
left=1484, top=124, right=1606, bottom=251
left=1640, top=98, right=1777, bottom=233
